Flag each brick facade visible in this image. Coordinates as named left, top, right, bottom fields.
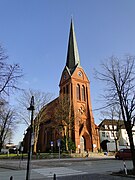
left=23, top=20, right=100, bottom=153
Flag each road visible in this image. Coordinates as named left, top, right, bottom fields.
left=0, top=157, right=134, bottom=180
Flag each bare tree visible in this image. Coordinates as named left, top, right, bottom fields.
left=0, top=102, right=17, bottom=151
left=0, top=45, right=22, bottom=98
left=54, top=95, right=75, bottom=151
left=96, top=55, right=135, bottom=171
left=17, top=89, right=53, bottom=153
left=0, top=45, right=22, bottom=152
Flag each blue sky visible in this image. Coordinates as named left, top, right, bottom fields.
left=0, top=0, right=135, bottom=144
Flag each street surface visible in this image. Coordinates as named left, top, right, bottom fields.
left=0, top=157, right=134, bottom=180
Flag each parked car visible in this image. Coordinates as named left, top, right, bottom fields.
left=115, top=148, right=132, bottom=160
left=9, top=147, right=17, bottom=154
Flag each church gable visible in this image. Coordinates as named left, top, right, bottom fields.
left=59, top=68, right=71, bottom=87
left=71, top=67, right=89, bottom=83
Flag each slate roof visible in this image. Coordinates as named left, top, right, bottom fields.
left=65, top=19, right=81, bottom=75
left=98, top=119, right=125, bottom=131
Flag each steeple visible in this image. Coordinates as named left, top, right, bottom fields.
left=66, top=19, right=81, bottom=75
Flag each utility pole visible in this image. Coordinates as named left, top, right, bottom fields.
left=26, top=96, right=35, bottom=180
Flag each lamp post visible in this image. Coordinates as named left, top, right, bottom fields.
left=26, top=96, right=35, bottom=180
left=21, top=130, right=26, bottom=160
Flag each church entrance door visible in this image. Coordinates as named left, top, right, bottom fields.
left=80, top=136, right=86, bottom=153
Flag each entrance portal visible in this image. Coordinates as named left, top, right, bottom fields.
left=80, top=136, right=86, bottom=152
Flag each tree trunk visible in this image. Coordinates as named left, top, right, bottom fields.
left=65, top=136, right=68, bottom=151
left=33, top=119, right=40, bottom=154
left=115, top=139, right=118, bottom=152
left=33, top=138, right=37, bottom=154
left=128, top=131, right=135, bottom=172
left=66, top=126, right=69, bottom=151
left=33, top=128, right=39, bottom=154
left=125, top=121, right=135, bottom=172
left=0, top=136, right=3, bottom=152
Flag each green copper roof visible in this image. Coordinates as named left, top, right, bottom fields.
left=66, top=19, right=81, bottom=75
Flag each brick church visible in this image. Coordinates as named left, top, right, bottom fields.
left=23, top=20, right=100, bottom=153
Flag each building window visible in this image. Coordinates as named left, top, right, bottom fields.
left=63, top=87, right=65, bottom=94
left=106, top=132, right=109, bottom=138
left=44, top=131, right=46, bottom=144
left=76, top=84, right=81, bottom=100
left=102, top=132, right=105, bottom=137
left=82, top=85, right=85, bottom=101
left=109, top=125, right=112, bottom=129
left=111, top=131, right=114, bottom=137
left=66, top=84, right=69, bottom=94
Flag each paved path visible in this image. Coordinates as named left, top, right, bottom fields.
left=0, top=157, right=134, bottom=180
left=0, top=167, right=133, bottom=180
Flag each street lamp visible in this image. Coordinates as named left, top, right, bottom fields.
left=21, top=131, right=26, bottom=160
left=26, top=96, right=35, bottom=180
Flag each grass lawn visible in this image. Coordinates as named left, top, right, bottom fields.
left=0, top=152, right=72, bottom=159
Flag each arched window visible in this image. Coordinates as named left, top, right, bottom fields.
left=82, top=85, right=85, bottom=101
left=63, top=87, right=65, bottom=94
left=66, top=84, right=69, bottom=94
left=76, top=84, right=81, bottom=100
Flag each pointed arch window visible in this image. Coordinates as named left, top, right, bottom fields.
left=76, top=84, right=81, bottom=100
left=82, top=85, right=86, bottom=101
left=66, top=84, right=69, bottom=94
left=63, top=87, right=65, bottom=94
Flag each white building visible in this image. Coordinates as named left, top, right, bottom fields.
left=98, top=119, right=135, bottom=151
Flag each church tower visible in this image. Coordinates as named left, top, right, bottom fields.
left=23, top=20, right=100, bottom=153
left=59, top=20, right=99, bottom=152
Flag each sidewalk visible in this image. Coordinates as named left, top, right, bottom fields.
left=0, top=167, right=133, bottom=180
left=0, top=156, right=134, bottom=180
left=0, top=168, right=50, bottom=180
left=0, top=155, right=114, bottom=170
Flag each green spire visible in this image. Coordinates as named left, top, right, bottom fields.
left=66, top=19, right=80, bottom=75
